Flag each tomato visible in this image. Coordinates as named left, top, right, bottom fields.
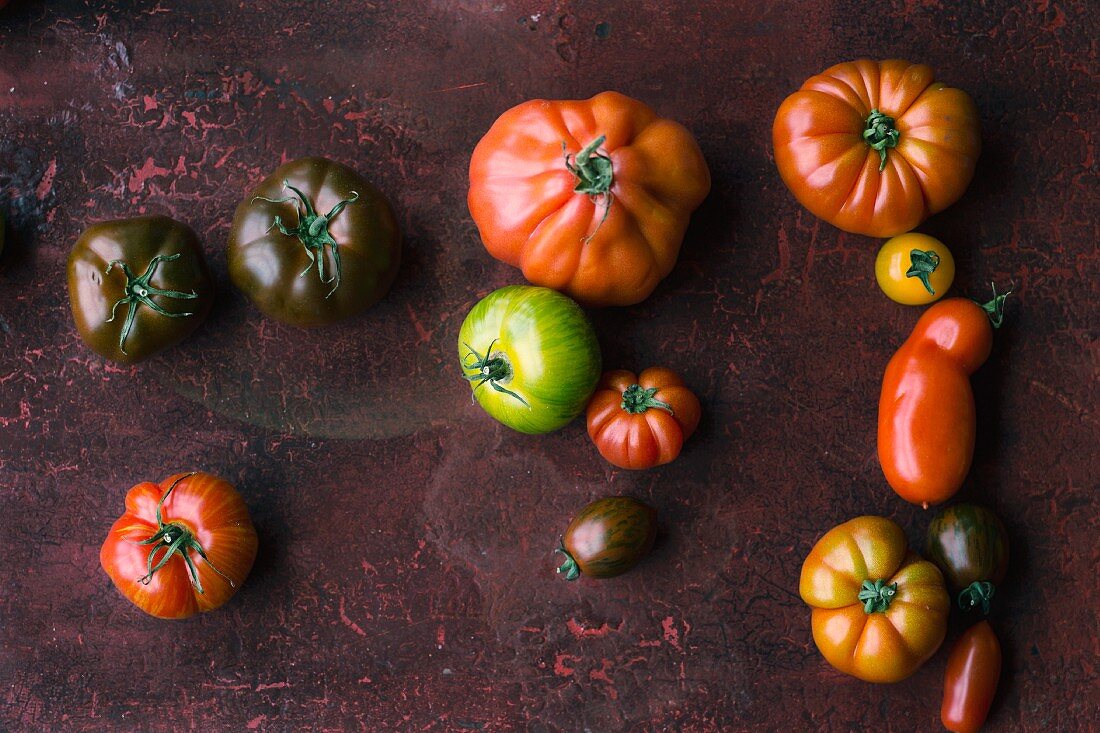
left=458, top=285, right=601, bottom=434
left=228, top=157, right=400, bottom=327
left=773, top=59, right=980, bottom=238
left=799, top=516, right=949, bottom=683
left=878, top=290, right=1008, bottom=508
left=586, top=367, right=701, bottom=469
left=926, top=504, right=1009, bottom=613
left=468, top=91, right=710, bottom=307
left=67, top=216, right=214, bottom=364
left=556, top=497, right=657, bottom=580
left=875, top=232, right=955, bottom=305
left=100, top=472, right=258, bottom=619
left=942, top=621, right=1002, bottom=733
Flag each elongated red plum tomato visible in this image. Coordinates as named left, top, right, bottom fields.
left=468, top=91, right=710, bottom=306
left=942, top=621, right=1002, bottom=733
left=458, top=285, right=601, bottom=434
left=100, top=472, right=258, bottom=619
left=67, top=216, right=214, bottom=364
left=878, top=288, right=1009, bottom=508
left=228, top=157, right=400, bottom=327
left=586, top=367, right=701, bottom=469
left=556, top=497, right=657, bottom=580
left=926, top=503, right=1008, bottom=613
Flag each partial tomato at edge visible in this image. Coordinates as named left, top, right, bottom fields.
left=586, top=367, right=701, bottom=469
left=100, top=472, right=258, bottom=619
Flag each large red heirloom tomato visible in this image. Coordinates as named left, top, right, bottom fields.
left=773, top=59, right=980, bottom=237
left=468, top=91, right=710, bottom=307
left=100, top=472, right=258, bottom=619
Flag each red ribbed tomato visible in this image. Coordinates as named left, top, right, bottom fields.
left=586, top=367, right=701, bottom=469
left=773, top=59, right=980, bottom=237
left=468, top=91, right=710, bottom=306
left=100, top=472, right=258, bottom=619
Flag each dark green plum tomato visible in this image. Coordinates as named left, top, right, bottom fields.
left=67, top=216, right=214, bottom=364
left=556, top=496, right=657, bottom=580
left=926, top=503, right=1009, bottom=614
left=458, top=285, right=601, bottom=434
left=227, top=157, right=400, bottom=327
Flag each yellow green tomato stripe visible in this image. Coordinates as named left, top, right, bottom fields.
left=458, top=285, right=601, bottom=434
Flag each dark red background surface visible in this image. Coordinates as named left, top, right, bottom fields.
left=1, top=1, right=1097, bottom=731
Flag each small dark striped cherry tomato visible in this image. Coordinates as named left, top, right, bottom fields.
left=926, top=503, right=1009, bottom=614
left=556, top=497, right=656, bottom=580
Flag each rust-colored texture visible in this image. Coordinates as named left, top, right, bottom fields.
left=0, top=1, right=1095, bottom=730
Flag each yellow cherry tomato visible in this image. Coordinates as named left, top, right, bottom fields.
left=875, top=233, right=955, bottom=305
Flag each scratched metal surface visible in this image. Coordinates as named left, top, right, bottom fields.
left=1, top=1, right=1097, bottom=731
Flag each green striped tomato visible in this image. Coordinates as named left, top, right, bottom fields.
left=458, top=285, right=601, bottom=434
left=556, top=497, right=657, bottom=580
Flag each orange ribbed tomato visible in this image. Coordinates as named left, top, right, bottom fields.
left=468, top=91, right=710, bottom=307
left=100, top=472, right=258, bottom=619
left=586, top=367, right=701, bottom=470
left=773, top=59, right=980, bottom=237
left=799, top=516, right=949, bottom=683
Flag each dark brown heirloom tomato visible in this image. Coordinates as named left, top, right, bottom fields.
left=556, top=497, right=657, bottom=580
left=227, top=157, right=401, bottom=327
left=926, top=504, right=1009, bottom=614
left=67, top=216, right=214, bottom=364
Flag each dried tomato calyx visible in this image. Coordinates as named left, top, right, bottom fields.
left=554, top=541, right=580, bottom=581
left=906, top=249, right=941, bottom=295
left=104, top=254, right=199, bottom=355
left=253, top=180, right=360, bottom=298
left=620, top=384, right=674, bottom=415
left=863, top=109, right=900, bottom=171
left=135, top=473, right=235, bottom=594
left=959, top=581, right=996, bottom=614
left=461, top=339, right=530, bottom=408
left=858, top=579, right=898, bottom=613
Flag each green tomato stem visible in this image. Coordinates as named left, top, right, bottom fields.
left=620, top=384, right=674, bottom=415
left=564, top=136, right=614, bottom=243
left=959, top=581, right=996, bottom=614
left=104, top=254, right=199, bottom=355
left=857, top=578, right=898, bottom=613
left=863, top=109, right=900, bottom=171
left=135, top=473, right=235, bottom=594
left=554, top=542, right=580, bottom=581
left=905, top=249, right=941, bottom=295
left=977, top=283, right=1011, bottom=329
left=252, top=180, right=360, bottom=298
left=461, top=340, right=530, bottom=408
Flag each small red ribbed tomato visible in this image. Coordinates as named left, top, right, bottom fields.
left=100, top=472, right=258, bottom=619
left=586, top=367, right=701, bottom=469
